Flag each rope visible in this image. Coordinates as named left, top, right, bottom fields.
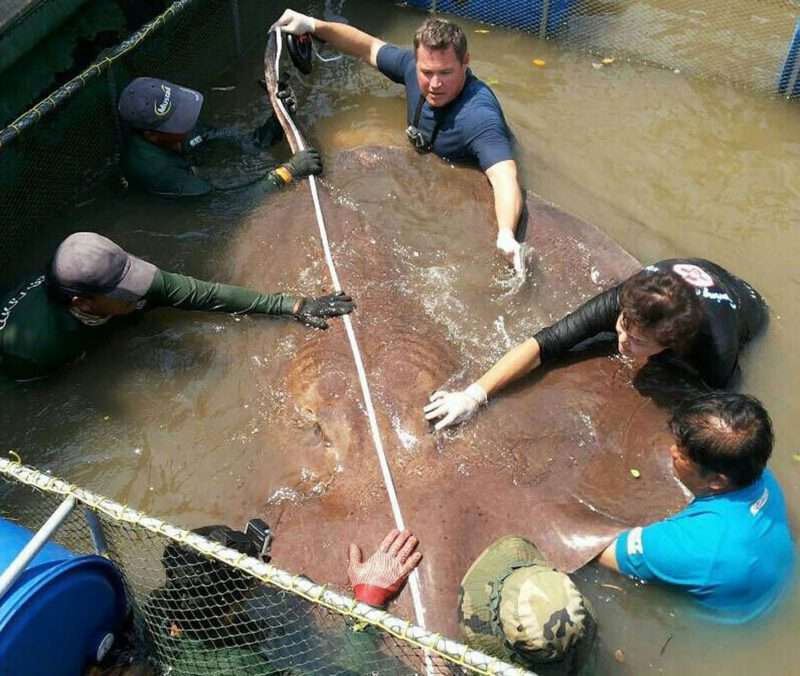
left=267, top=27, right=432, bottom=651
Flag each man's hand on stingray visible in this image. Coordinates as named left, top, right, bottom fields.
left=293, top=291, right=354, bottom=329
left=271, top=9, right=316, bottom=35
left=496, top=229, right=525, bottom=275
left=424, top=384, right=487, bottom=431
left=348, top=529, right=422, bottom=607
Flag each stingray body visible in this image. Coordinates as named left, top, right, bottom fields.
left=224, top=145, right=689, bottom=636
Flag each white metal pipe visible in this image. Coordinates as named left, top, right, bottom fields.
left=0, top=495, right=76, bottom=600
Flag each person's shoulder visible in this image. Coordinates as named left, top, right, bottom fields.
left=1, top=274, right=49, bottom=319
left=458, top=75, right=504, bottom=114
left=376, top=43, right=415, bottom=80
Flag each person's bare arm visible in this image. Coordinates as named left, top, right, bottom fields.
left=596, top=540, right=620, bottom=572
left=272, top=9, right=384, bottom=67
left=476, top=337, right=541, bottom=398
left=424, top=338, right=541, bottom=430
left=485, top=159, right=523, bottom=265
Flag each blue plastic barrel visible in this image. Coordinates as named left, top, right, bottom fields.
left=0, top=517, right=127, bottom=676
left=405, top=0, right=576, bottom=37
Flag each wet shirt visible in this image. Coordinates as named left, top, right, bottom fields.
left=0, top=269, right=296, bottom=380
left=376, top=44, right=514, bottom=171
left=533, top=258, right=767, bottom=388
left=121, top=134, right=286, bottom=198
left=615, top=469, right=795, bottom=622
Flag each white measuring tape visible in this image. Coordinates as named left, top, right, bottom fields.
left=270, top=29, right=433, bottom=650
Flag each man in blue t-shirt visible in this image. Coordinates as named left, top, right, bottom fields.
left=273, top=9, right=525, bottom=270
left=597, top=392, right=795, bottom=623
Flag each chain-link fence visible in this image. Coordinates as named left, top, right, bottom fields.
left=406, top=1, right=800, bottom=96
left=0, top=459, right=533, bottom=676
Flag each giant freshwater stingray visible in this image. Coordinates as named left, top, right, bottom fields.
left=210, top=30, right=690, bottom=637
left=222, top=141, right=690, bottom=636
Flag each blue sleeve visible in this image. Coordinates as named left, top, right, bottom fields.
left=615, top=515, right=719, bottom=589
left=468, top=120, right=514, bottom=171
left=376, top=44, right=414, bottom=85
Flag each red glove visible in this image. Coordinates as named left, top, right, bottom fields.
left=348, top=529, right=422, bottom=607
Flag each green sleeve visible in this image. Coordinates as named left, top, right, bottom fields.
left=145, top=270, right=298, bottom=316
left=149, top=166, right=212, bottom=198
left=261, top=169, right=287, bottom=194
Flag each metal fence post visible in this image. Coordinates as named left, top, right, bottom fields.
left=539, top=0, right=551, bottom=39
left=231, top=0, right=243, bottom=56
left=0, top=496, right=76, bottom=600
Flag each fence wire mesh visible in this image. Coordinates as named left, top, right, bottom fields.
left=0, top=460, right=533, bottom=676
left=407, top=1, right=800, bottom=96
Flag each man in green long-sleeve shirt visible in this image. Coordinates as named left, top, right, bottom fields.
left=117, top=77, right=322, bottom=197
left=0, top=232, right=354, bottom=381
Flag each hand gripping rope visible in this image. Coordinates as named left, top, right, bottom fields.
left=264, top=29, right=434, bottom=661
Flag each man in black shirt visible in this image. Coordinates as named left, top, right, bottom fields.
left=425, top=258, right=766, bottom=430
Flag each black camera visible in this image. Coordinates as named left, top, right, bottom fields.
left=406, top=124, right=431, bottom=153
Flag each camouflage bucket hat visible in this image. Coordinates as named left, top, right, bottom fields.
left=458, top=536, right=591, bottom=665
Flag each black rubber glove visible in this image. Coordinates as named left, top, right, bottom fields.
left=294, top=291, right=355, bottom=329
left=282, top=148, right=322, bottom=179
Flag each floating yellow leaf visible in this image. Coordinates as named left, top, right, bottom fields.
left=793, top=453, right=800, bottom=462
left=103, top=415, right=110, bottom=421
left=630, top=468, right=641, bottom=478
left=602, top=57, right=615, bottom=65
left=486, top=78, right=500, bottom=85
left=532, top=59, right=546, bottom=67
left=474, top=29, right=490, bottom=34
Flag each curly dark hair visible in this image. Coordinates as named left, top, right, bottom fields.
left=670, top=392, right=773, bottom=488
left=413, top=18, right=468, bottom=63
left=619, top=269, right=703, bottom=354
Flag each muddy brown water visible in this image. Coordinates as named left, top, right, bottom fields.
left=3, top=1, right=798, bottom=674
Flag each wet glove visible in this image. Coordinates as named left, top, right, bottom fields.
left=292, top=291, right=354, bottom=329
left=423, top=383, right=487, bottom=431
left=496, top=229, right=526, bottom=275
left=348, top=529, right=422, bottom=607
left=271, top=9, right=317, bottom=35
left=278, top=148, right=323, bottom=182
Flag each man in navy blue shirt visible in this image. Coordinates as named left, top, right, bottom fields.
left=273, top=9, right=525, bottom=270
left=598, top=392, right=795, bottom=623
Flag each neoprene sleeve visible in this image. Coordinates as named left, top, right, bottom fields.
left=146, top=270, right=297, bottom=316
left=533, top=285, right=622, bottom=364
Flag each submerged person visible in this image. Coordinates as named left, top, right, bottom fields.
left=117, top=76, right=322, bottom=197
left=0, top=232, right=354, bottom=381
left=597, top=392, right=794, bottom=622
left=272, top=10, right=525, bottom=270
left=425, top=258, right=766, bottom=430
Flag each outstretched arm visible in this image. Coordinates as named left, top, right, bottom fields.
left=423, top=338, right=541, bottom=431
left=424, top=285, right=624, bottom=431
left=272, top=9, right=385, bottom=67
left=485, top=160, right=524, bottom=267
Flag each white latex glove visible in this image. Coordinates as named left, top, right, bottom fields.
left=271, top=9, right=316, bottom=35
left=496, top=229, right=526, bottom=275
left=423, top=383, right=487, bottom=431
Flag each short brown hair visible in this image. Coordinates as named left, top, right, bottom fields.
left=413, top=18, right=468, bottom=63
left=670, top=392, right=772, bottom=488
left=620, top=269, right=703, bottom=353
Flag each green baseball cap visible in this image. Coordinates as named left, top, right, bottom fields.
left=458, top=536, right=593, bottom=666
